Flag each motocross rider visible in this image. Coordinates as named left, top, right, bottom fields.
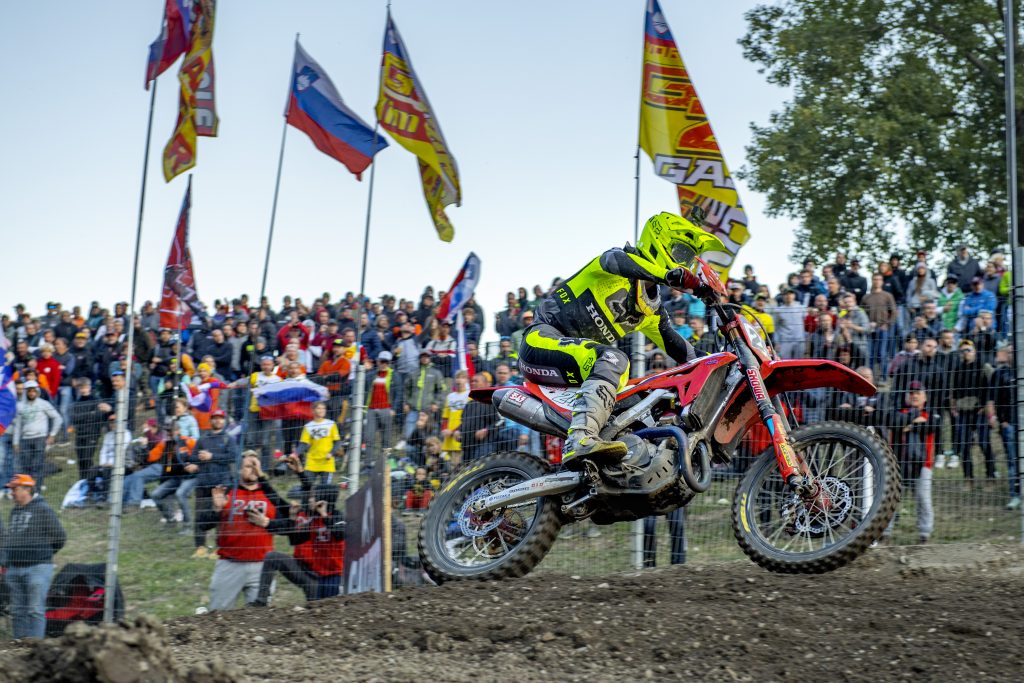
left=519, top=212, right=724, bottom=469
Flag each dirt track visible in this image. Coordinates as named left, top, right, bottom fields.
left=1, top=543, right=1022, bottom=682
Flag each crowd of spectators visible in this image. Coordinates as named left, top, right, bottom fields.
left=739, top=246, right=1022, bottom=539
left=0, top=242, right=1021, bottom=624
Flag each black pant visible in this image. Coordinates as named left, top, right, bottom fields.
left=642, top=507, right=687, bottom=567
left=282, top=418, right=306, bottom=455
left=194, top=486, right=216, bottom=548
left=74, top=440, right=97, bottom=481
left=518, top=323, right=630, bottom=388
left=258, top=551, right=317, bottom=602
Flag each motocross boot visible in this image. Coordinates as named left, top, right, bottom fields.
left=561, top=378, right=627, bottom=470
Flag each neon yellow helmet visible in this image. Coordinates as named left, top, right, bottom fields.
left=636, top=212, right=727, bottom=271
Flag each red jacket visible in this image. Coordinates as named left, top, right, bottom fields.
left=36, top=357, right=63, bottom=394
left=291, top=512, right=345, bottom=576
left=277, top=322, right=310, bottom=351
left=214, top=484, right=284, bottom=562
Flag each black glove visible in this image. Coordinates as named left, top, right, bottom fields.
left=665, top=268, right=692, bottom=290
left=668, top=266, right=719, bottom=300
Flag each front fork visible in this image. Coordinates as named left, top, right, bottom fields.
left=727, top=333, right=814, bottom=494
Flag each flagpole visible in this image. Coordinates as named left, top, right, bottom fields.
left=239, top=37, right=295, bottom=479
left=633, top=147, right=642, bottom=244
left=258, top=120, right=290, bottom=313
left=455, top=308, right=467, bottom=375
left=349, top=123, right=381, bottom=494
left=104, top=74, right=158, bottom=624
left=175, top=290, right=186, bottom=399
left=631, top=2, right=649, bottom=571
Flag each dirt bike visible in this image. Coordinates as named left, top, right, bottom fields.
left=418, top=259, right=900, bottom=582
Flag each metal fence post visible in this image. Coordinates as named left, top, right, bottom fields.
left=1002, top=0, right=1024, bottom=543
left=631, top=334, right=646, bottom=569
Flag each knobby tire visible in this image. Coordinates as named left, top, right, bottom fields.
left=731, top=421, right=901, bottom=574
left=418, top=451, right=563, bottom=584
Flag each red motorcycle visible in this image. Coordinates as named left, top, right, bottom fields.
left=418, top=260, right=900, bottom=582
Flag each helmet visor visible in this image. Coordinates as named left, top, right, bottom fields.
left=669, top=242, right=697, bottom=267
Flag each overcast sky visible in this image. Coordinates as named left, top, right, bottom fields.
left=0, top=0, right=795, bottom=341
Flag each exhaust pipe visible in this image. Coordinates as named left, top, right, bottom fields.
left=492, top=388, right=569, bottom=437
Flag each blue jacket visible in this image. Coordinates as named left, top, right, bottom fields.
left=960, top=289, right=996, bottom=323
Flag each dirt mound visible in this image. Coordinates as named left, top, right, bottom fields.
left=2, top=544, right=1021, bottom=682
left=0, top=616, right=240, bottom=683
left=157, top=543, right=1023, bottom=682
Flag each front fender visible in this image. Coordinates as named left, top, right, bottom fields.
left=761, top=359, right=876, bottom=397
left=713, top=359, right=876, bottom=450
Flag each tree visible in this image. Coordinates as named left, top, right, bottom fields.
left=740, top=0, right=1021, bottom=267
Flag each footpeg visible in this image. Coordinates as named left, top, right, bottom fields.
left=560, top=487, right=597, bottom=514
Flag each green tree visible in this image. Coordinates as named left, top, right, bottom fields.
left=740, top=0, right=1021, bottom=266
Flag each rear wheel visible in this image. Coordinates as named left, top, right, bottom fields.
left=732, top=421, right=900, bottom=573
left=417, top=452, right=563, bottom=584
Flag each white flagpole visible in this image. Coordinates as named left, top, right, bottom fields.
left=348, top=121, right=382, bottom=494
left=631, top=2, right=649, bottom=572
left=104, top=63, right=159, bottom=625
left=455, top=308, right=467, bottom=375
left=242, top=51, right=293, bottom=437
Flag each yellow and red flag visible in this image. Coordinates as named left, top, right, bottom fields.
left=376, top=11, right=461, bottom=242
left=163, top=0, right=218, bottom=182
left=639, top=0, right=748, bottom=274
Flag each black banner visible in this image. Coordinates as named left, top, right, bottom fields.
left=343, top=453, right=391, bottom=594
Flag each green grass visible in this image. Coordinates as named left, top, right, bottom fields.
left=1, top=442, right=308, bottom=621
left=5, top=440, right=1019, bottom=624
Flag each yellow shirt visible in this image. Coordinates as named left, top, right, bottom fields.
left=741, top=306, right=775, bottom=339
left=441, top=390, right=470, bottom=453
left=300, top=418, right=340, bottom=472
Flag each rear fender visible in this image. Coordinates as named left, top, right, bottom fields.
left=713, top=359, right=876, bottom=450
left=469, top=387, right=506, bottom=404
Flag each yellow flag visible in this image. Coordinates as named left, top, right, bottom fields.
left=162, top=0, right=217, bottom=182
left=639, top=0, right=747, bottom=273
left=376, top=13, right=461, bottom=242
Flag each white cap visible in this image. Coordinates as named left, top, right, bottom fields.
left=377, top=351, right=393, bottom=362
left=23, top=380, right=39, bottom=389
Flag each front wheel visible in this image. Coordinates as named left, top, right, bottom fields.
left=417, top=451, right=563, bottom=584
left=732, top=421, right=900, bottom=573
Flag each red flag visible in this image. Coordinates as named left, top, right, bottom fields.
left=145, top=0, right=193, bottom=88
left=158, top=178, right=205, bottom=330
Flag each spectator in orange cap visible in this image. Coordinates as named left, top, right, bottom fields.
left=0, top=474, right=66, bottom=639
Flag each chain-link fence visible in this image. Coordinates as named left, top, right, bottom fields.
left=1, top=336, right=1021, bottom=638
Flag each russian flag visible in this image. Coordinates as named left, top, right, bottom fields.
left=286, top=41, right=388, bottom=179
left=254, top=377, right=329, bottom=421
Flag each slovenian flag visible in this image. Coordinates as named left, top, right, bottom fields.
left=0, top=338, right=15, bottom=436
left=286, top=40, right=388, bottom=179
